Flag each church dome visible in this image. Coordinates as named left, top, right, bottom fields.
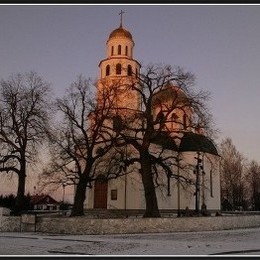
left=179, top=132, right=219, bottom=156
left=152, top=84, right=188, bottom=106
left=108, top=26, right=133, bottom=40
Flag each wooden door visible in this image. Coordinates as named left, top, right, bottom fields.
left=94, top=177, right=108, bottom=208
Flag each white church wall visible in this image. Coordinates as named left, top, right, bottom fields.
left=107, top=37, right=134, bottom=59
left=179, top=151, right=221, bottom=211
left=83, top=148, right=221, bottom=212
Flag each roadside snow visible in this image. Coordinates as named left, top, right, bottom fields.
left=0, top=227, right=260, bottom=255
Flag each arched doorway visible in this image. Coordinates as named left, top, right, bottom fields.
left=94, top=175, right=108, bottom=208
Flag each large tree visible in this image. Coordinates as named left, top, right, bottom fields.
left=113, top=64, right=214, bottom=217
left=0, top=71, right=51, bottom=214
left=40, top=75, right=124, bottom=216
left=245, top=160, right=260, bottom=210
left=220, top=137, right=247, bottom=210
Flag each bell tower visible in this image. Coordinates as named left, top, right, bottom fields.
left=97, top=12, right=141, bottom=111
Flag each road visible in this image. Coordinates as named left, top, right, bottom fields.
left=1, top=227, right=260, bottom=255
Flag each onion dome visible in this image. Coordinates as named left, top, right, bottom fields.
left=152, top=84, right=188, bottom=107
left=108, top=26, right=133, bottom=40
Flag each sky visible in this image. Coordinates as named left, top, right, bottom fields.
left=0, top=4, right=260, bottom=195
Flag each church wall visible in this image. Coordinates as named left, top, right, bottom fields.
left=84, top=150, right=220, bottom=212
left=107, top=37, right=134, bottom=59
left=107, top=171, right=146, bottom=210
left=97, top=77, right=141, bottom=111
left=178, top=152, right=221, bottom=211
left=99, top=59, right=140, bottom=79
left=152, top=100, right=193, bottom=133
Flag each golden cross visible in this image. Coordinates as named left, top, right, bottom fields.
left=119, top=10, right=125, bottom=27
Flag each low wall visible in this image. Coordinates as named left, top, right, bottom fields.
left=2, top=214, right=260, bottom=234
left=0, top=216, right=20, bottom=232
left=0, top=215, right=260, bottom=234
left=37, top=214, right=260, bottom=234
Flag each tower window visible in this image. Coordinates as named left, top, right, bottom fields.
left=183, top=114, right=187, bottom=129
left=127, top=65, right=132, bottom=76
left=116, top=63, right=121, bottom=75
left=113, top=115, right=123, bottom=131
left=118, top=45, right=121, bottom=55
left=171, top=113, right=178, bottom=128
left=106, top=65, right=110, bottom=76
left=135, top=68, right=138, bottom=78
left=125, top=46, right=128, bottom=56
left=111, top=46, right=114, bottom=56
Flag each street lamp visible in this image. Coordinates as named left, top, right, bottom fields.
left=194, top=151, right=203, bottom=213
left=176, top=155, right=181, bottom=217
left=62, top=182, right=66, bottom=204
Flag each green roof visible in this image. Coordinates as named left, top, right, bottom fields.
left=178, top=132, right=219, bottom=156
left=151, top=131, right=219, bottom=156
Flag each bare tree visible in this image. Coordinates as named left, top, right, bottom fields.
left=0, top=71, right=51, bottom=214
left=245, top=160, right=260, bottom=210
left=40, top=75, right=124, bottom=216
left=113, top=64, right=214, bottom=217
left=220, top=137, right=247, bottom=210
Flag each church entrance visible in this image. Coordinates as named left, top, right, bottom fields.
left=94, top=175, right=108, bottom=208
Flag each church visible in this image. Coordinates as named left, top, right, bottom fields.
left=84, top=16, right=221, bottom=215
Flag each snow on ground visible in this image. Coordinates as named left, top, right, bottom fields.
left=0, top=227, right=260, bottom=255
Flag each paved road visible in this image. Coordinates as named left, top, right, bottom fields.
left=1, top=227, right=260, bottom=255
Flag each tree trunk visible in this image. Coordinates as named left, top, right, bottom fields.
left=140, top=151, right=160, bottom=218
left=14, top=164, right=26, bottom=215
left=71, top=175, right=88, bottom=216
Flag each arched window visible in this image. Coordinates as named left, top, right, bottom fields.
left=183, top=114, right=187, bottom=129
left=116, top=63, right=121, bottom=75
left=125, top=46, right=128, bottom=56
left=118, top=45, right=121, bottom=55
left=171, top=113, right=178, bottom=128
left=113, top=115, right=123, bottom=132
left=106, top=65, right=110, bottom=76
left=127, top=65, right=132, bottom=76
left=111, top=46, right=114, bottom=56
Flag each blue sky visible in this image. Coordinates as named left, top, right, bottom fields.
left=0, top=4, right=260, bottom=164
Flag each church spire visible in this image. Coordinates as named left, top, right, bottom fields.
left=119, top=10, right=125, bottom=28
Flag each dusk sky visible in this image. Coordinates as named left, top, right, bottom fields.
left=0, top=4, right=260, bottom=193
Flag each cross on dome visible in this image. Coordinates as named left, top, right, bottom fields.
left=119, top=10, right=125, bottom=27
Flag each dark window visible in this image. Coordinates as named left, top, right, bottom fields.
left=127, top=65, right=132, bottom=76
left=136, top=68, right=138, bottom=78
left=171, top=113, right=178, bottom=128
left=106, top=65, right=110, bottom=76
left=183, top=114, right=187, bottom=129
left=111, top=189, right=117, bottom=200
left=113, top=115, right=123, bottom=131
left=111, top=46, right=114, bottom=56
left=125, top=46, right=128, bottom=56
left=116, top=63, right=121, bottom=75
left=118, top=45, right=121, bottom=55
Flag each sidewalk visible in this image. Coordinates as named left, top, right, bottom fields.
left=0, top=227, right=260, bottom=255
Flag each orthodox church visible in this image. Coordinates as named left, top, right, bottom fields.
left=84, top=17, right=221, bottom=214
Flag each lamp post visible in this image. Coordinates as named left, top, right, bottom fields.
left=201, top=153, right=206, bottom=206
left=124, top=144, right=128, bottom=211
left=176, top=155, right=181, bottom=217
left=62, top=182, right=66, bottom=204
left=194, top=152, right=202, bottom=213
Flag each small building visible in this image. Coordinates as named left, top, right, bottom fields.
left=30, top=194, right=60, bottom=211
